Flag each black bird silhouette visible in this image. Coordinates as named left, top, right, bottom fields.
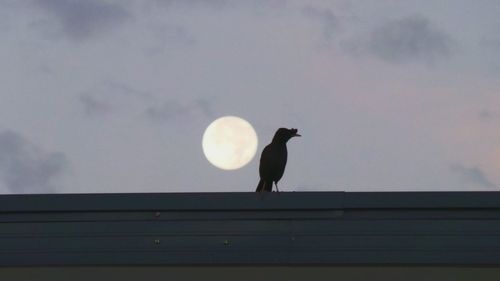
left=256, top=128, right=301, bottom=192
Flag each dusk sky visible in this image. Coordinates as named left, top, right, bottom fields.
left=1, top=0, right=500, bottom=193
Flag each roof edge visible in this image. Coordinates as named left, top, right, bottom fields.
left=1, top=191, right=500, bottom=212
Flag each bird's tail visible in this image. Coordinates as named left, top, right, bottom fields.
left=256, top=179, right=265, bottom=192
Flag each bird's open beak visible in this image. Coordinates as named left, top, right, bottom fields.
left=294, top=133, right=301, bottom=137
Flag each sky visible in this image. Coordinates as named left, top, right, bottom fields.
left=1, top=0, right=500, bottom=194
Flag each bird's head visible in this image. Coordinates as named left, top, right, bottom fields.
left=272, top=128, right=301, bottom=143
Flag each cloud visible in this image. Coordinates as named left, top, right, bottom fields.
left=145, top=25, right=196, bottom=55
left=482, top=28, right=500, bottom=50
left=450, top=164, right=495, bottom=188
left=151, top=0, right=285, bottom=11
left=35, top=0, right=131, bottom=40
left=78, top=81, right=158, bottom=119
left=103, top=81, right=154, bottom=100
left=302, top=6, right=338, bottom=44
left=79, top=80, right=153, bottom=107
left=348, top=15, right=453, bottom=64
left=478, top=109, right=500, bottom=123
left=145, top=99, right=213, bottom=123
left=0, top=130, right=68, bottom=193
left=79, top=94, right=112, bottom=116
left=154, top=0, right=227, bottom=9
left=369, top=16, right=452, bottom=63
left=478, top=109, right=498, bottom=121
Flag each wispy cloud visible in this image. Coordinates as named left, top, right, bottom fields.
left=346, top=15, right=453, bottom=64
left=302, top=6, right=338, bottom=44
left=103, top=81, right=154, bottom=100
left=79, top=94, right=112, bottom=116
left=478, top=109, right=499, bottom=121
left=0, top=130, right=68, bottom=193
left=34, top=0, right=131, bottom=41
left=369, top=16, right=452, bottom=63
left=154, top=0, right=227, bottom=9
left=450, top=164, right=495, bottom=188
left=145, top=24, right=196, bottom=55
left=482, top=27, right=500, bottom=50
left=145, top=98, right=213, bottom=123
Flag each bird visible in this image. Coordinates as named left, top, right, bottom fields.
left=256, top=128, right=300, bottom=192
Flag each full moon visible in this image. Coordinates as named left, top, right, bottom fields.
left=202, top=116, right=258, bottom=170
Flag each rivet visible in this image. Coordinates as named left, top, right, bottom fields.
left=154, top=239, right=161, bottom=245
left=223, top=239, right=231, bottom=246
left=155, top=211, right=161, bottom=217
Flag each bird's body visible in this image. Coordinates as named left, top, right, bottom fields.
left=256, top=128, right=300, bottom=192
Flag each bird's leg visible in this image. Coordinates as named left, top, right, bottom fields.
left=275, top=182, right=280, bottom=193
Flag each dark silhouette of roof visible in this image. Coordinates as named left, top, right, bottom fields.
left=1, top=191, right=500, bottom=266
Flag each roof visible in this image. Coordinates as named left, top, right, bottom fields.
left=1, top=191, right=500, bottom=266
